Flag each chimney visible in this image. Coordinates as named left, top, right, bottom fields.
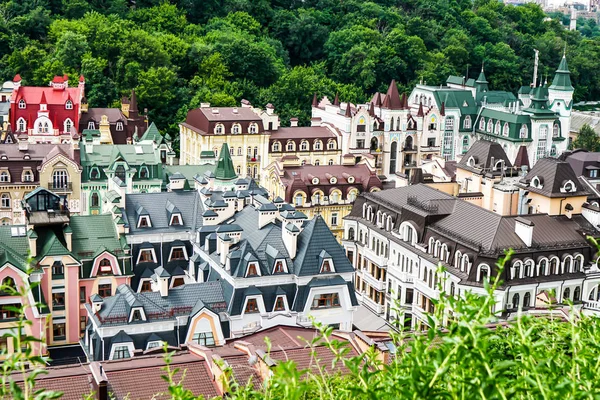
left=290, top=118, right=298, bottom=127
left=515, top=217, right=534, bottom=247
left=154, top=267, right=170, bottom=297
left=27, top=229, right=37, bottom=258
left=89, top=362, right=108, bottom=400
left=18, top=141, right=28, bottom=151
left=200, top=103, right=210, bottom=108
left=91, top=294, right=103, bottom=313
left=266, top=103, right=274, bottom=115
left=218, top=234, right=231, bottom=265
left=282, top=223, right=300, bottom=259
left=257, top=207, right=277, bottom=229
left=63, top=225, right=73, bottom=251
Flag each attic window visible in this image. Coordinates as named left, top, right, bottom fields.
left=116, top=122, right=124, bottom=131
left=562, top=180, right=576, bottom=193
left=246, top=262, right=259, bottom=277
left=88, top=121, right=95, bottom=130
left=273, top=260, right=286, bottom=274
left=131, top=309, right=143, bottom=322
left=146, top=340, right=163, bottom=350
left=170, top=214, right=182, bottom=226
left=312, top=177, right=319, bottom=185
left=169, top=246, right=186, bottom=261
left=311, top=293, right=340, bottom=309
left=530, top=176, right=543, bottom=189
left=90, top=167, right=100, bottom=180
left=274, top=296, right=286, bottom=311
left=138, top=215, right=151, bottom=228
left=138, top=249, right=155, bottom=263
left=320, top=259, right=334, bottom=273
left=330, top=177, right=337, bottom=184
left=467, top=156, right=476, bottom=167
left=245, top=298, right=259, bottom=313
left=65, top=100, right=73, bottom=110
left=99, top=259, right=112, bottom=275
left=139, top=166, right=149, bottom=179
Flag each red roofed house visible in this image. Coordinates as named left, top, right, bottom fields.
left=10, top=74, right=84, bottom=144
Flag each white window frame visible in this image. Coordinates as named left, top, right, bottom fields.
left=137, top=215, right=152, bottom=228
left=116, top=121, right=124, bottom=131
left=18, top=99, right=26, bottom=109
left=168, top=245, right=188, bottom=262
left=65, top=100, right=73, bottom=110
left=137, top=248, right=157, bottom=264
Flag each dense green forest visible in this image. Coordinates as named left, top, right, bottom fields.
left=1, top=0, right=599, bottom=137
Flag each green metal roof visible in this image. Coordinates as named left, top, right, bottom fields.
left=0, top=226, right=30, bottom=271
left=549, top=55, right=573, bottom=92
left=140, top=122, right=163, bottom=144
left=215, top=143, right=237, bottom=181
left=431, top=89, right=478, bottom=115
left=80, top=142, right=161, bottom=168
left=36, top=229, right=72, bottom=259
left=70, top=215, right=127, bottom=260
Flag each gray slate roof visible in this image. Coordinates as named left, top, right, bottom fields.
left=518, top=157, right=588, bottom=198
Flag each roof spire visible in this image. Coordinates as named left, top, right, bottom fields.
left=385, top=79, right=402, bottom=109
left=312, top=93, right=318, bottom=107
left=344, top=103, right=352, bottom=117
left=417, top=102, right=424, bottom=117
left=333, top=92, right=339, bottom=106
left=215, top=143, right=237, bottom=181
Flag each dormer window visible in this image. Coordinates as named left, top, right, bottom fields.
left=0, top=171, right=10, bottom=183
left=329, top=177, right=337, bottom=184
left=463, top=116, right=471, bottom=129
left=115, top=121, right=123, bottom=131
left=479, top=118, right=485, bottom=130
left=300, top=140, right=309, bottom=151
left=311, top=293, right=340, bottom=309
left=169, top=246, right=186, bottom=261
left=245, top=298, right=259, bottom=313
left=312, top=177, right=319, bottom=184
left=99, top=258, right=112, bottom=275
left=232, top=123, right=241, bottom=134
left=130, top=307, right=145, bottom=322
left=90, top=167, right=100, bottom=180
left=138, top=216, right=151, bottom=228
left=139, top=166, right=149, bottom=179
left=272, top=141, right=281, bottom=152
left=347, top=175, right=355, bottom=184
left=246, top=262, right=259, bottom=277
left=215, top=124, right=224, bottom=134
left=467, top=156, right=476, bottom=167
left=249, top=123, right=258, bottom=133
left=314, top=140, right=322, bottom=150
left=530, top=176, right=543, bottom=189
left=520, top=124, right=528, bottom=139
left=503, top=123, right=509, bottom=137
left=327, top=140, right=336, bottom=150
left=286, top=140, right=295, bottom=151
left=273, top=296, right=286, bottom=311
left=170, top=214, right=182, bottom=226
left=22, top=170, right=33, bottom=182
left=553, top=124, right=559, bottom=138
left=17, top=118, right=26, bottom=132
left=273, top=260, right=286, bottom=274
left=65, top=100, right=73, bottom=110
left=88, top=121, right=95, bottom=130
left=17, top=99, right=26, bottom=109
left=146, top=340, right=163, bottom=350
left=321, top=259, right=333, bottom=272
left=562, top=180, right=577, bottom=193
left=138, top=248, right=155, bottom=263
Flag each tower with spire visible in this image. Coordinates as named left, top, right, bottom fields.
left=474, top=65, right=489, bottom=93
left=548, top=52, right=574, bottom=157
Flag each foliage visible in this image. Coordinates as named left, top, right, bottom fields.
left=571, top=123, right=600, bottom=152
left=0, top=0, right=598, bottom=138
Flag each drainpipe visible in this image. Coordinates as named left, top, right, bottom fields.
left=160, top=234, right=164, bottom=267
left=559, top=197, right=567, bottom=216
left=101, top=336, right=105, bottom=361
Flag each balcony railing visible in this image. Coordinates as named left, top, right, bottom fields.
left=247, top=155, right=261, bottom=162
left=47, top=182, right=73, bottom=192
left=403, top=146, right=417, bottom=152
left=584, top=300, right=600, bottom=311
left=361, top=270, right=387, bottom=292
left=403, top=161, right=417, bottom=168
left=362, top=295, right=385, bottom=315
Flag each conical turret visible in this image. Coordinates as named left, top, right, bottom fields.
left=549, top=55, right=573, bottom=92
left=215, top=143, right=237, bottom=181
left=475, top=65, right=489, bottom=92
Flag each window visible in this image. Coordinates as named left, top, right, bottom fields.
left=486, top=119, right=493, bottom=133
left=478, top=264, right=490, bottom=282
left=0, top=172, right=9, bottom=183
left=0, top=194, right=10, bottom=208
left=115, top=165, right=126, bottom=182
left=79, top=287, right=86, bottom=303
left=245, top=298, right=259, bottom=313
left=23, top=170, right=33, bottom=182
left=523, top=292, right=531, bottom=308
left=113, top=345, right=130, bottom=360
left=273, top=260, right=285, bottom=274
left=273, top=142, right=281, bottom=152
left=479, top=118, right=485, bottom=130
left=574, top=286, right=581, bottom=301
left=328, top=159, right=334, bottom=166
left=445, top=117, right=454, bottom=130
left=512, top=293, right=520, bottom=309
left=52, top=262, right=64, bottom=276
left=331, top=213, right=338, bottom=226
left=563, top=288, right=571, bottom=301
left=192, top=332, right=215, bottom=346
left=311, top=293, right=340, bottom=309
left=17, top=118, right=26, bottom=132
left=237, top=147, right=242, bottom=156
left=327, top=140, right=336, bottom=150
left=52, top=170, right=68, bottom=189
left=139, top=167, right=148, bottom=179
left=246, top=263, right=258, bottom=277
left=138, top=216, right=151, bottom=228
left=132, top=309, right=142, bottom=321
left=65, top=100, right=73, bottom=110
left=141, top=281, right=152, bottom=292
left=88, top=121, right=95, bottom=129
left=53, top=322, right=66, bottom=340
left=229, top=147, right=234, bottom=156
left=139, top=249, right=153, bottom=262
left=99, top=258, right=112, bottom=275
left=315, top=159, right=320, bottom=166
left=18, top=99, right=26, bottom=109
left=494, top=121, right=501, bottom=135
left=147, top=341, right=162, bottom=350
left=287, top=141, right=295, bottom=151
left=90, top=168, right=100, bottom=180
left=215, top=124, right=223, bottom=134
left=321, top=259, right=332, bottom=273
left=503, top=123, right=509, bottom=137
left=463, top=116, right=471, bottom=129
left=295, top=193, right=303, bottom=206
left=300, top=140, right=308, bottom=151
left=232, top=124, right=240, bottom=134
left=52, top=292, right=65, bottom=309
left=274, top=296, right=285, bottom=311
left=314, top=140, right=322, bottom=150
left=116, top=122, right=124, bottom=131
left=80, top=316, right=86, bottom=336
left=170, top=247, right=185, bottom=260
left=553, top=124, right=559, bottom=138
left=171, top=215, right=182, bottom=226
left=520, top=124, right=528, bottom=139
left=98, top=284, right=112, bottom=298
left=64, top=118, right=73, bottom=133
left=249, top=123, right=258, bottom=133
left=91, top=192, right=99, bottom=208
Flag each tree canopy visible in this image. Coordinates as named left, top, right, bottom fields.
left=0, top=0, right=597, bottom=137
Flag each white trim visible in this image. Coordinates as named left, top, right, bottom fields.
left=241, top=295, right=266, bottom=315
left=168, top=245, right=188, bottom=262
left=137, top=247, right=157, bottom=264
left=128, top=306, right=146, bottom=323
left=272, top=294, right=289, bottom=312
left=109, top=342, right=134, bottom=360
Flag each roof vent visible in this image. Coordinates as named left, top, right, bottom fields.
left=212, top=108, right=219, bottom=114
left=232, top=107, right=238, bottom=114
left=18, top=141, right=28, bottom=151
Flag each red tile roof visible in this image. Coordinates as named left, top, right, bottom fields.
left=13, top=86, right=82, bottom=105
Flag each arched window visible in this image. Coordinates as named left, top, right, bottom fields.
left=116, top=122, right=124, bottom=131
left=1, top=277, right=16, bottom=294
left=434, top=240, right=441, bottom=258
left=512, top=260, right=522, bottom=279
left=494, top=121, right=501, bottom=135
left=574, top=286, right=581, bottom=302
left=523, top=292, right=531, bottom=308
left=23, top=170, right=33, bottom=182
left=272, top=142, right=281, bottom=152
left=328, top=159, right=334, bottom=165
left=479, top=118, right=485, bottom=130
left=65, top=100, right=73, bottom=110
left=520, top=124, right=528, bottom=138
left=461, top=254, right=470, bottom=272
left=553, top=124, right=559, bottom=138
left=450, top=282, right=456, bottom=296
left=52, top=170, right=68, bottom=189
left=454, top=251, right=462, bottom=269
left=286, top=141, right=295, bottom=151
left=486, top=119, right=493, bottom=133
left=232, top=124, right=241, bottom=134
left=348, top=189, right=358, bottom=202
left=18, top=99, right=26, bottom=109
left=539, top=258, right=548, bottom=276
left=63, top=118, right=73, bottom=133
left=574, top=254, right=584, bottom=271
left=0, top=172, right=9, bottom=183
left=550, top=257, right=559, bottom=274
left=294, top=192, right=304, bottom=207
left=300, top=140, right=309, bottom=151
left=314, top=140, right=322, bottom=150
left=503, top=123, right=509, bottom=137
left=478, top=264, right=490, bottom=282
left=315, top=160, right=320, bottom=166
left=115, top=165, right=126, bottom=182
left=88, top=121, right=95, bottom=129
left=512, top=293, right=520, bottom=309
left=428, top=237, right=435, bottom=254
left=91, top=192, right=99, bottom=207
left=524, top=259, right=534, bottom=277
left=563, top=256, right=573, bottom=273
left=215, top=124, right=224, bottom=134
left=249, top=123, right=258, bottom=134
left=327, top=140, right=336, bottom=150
left=563, top=288, right=571, bottom=302
left=17, top=118, right=26, bottom=132
left=347, top=227, right=355, bottom=241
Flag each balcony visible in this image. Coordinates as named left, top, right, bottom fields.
left=362, top=270, right=387, bottom=292
left=403, top=146, right=417, bottom=153
left=403, top=161, right=418, bottom=169
left=396, top=271, right=415, bottom=284
left=247, top=155, right=261, bottom=163
left=362, top=295, right=385, bottom=315
left=362, top=246, right=387, bottom=268
left=584, top=300, right=600, bottom=311
left=421, top=145, right=441, bottom=153
left=47, top=182, right=73, bottom=192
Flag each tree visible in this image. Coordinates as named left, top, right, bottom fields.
left=571, top=124, right=600, bottom=152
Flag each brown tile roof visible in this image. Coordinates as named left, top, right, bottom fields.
left=222, top=354, right=262, bottom=390
left=184, top=107, right=264, bottom=135
left=15, top=365, right=94, bottom=400
left=268, top=344, right=358, bottom=375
